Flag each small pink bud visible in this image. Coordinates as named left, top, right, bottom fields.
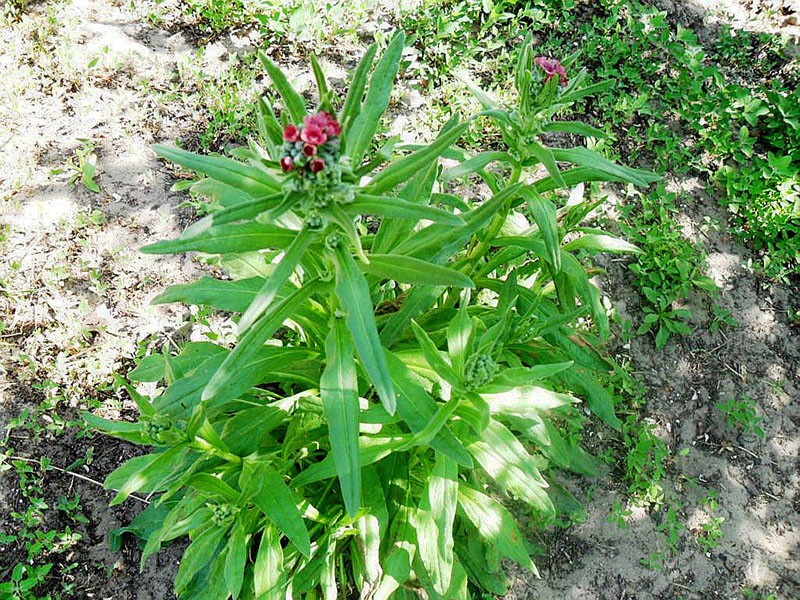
left=283, top=124, right=300, bottom=142
left=280, top=156, right=295, bottom=172
left=310, top=158, right=325, bottom=173
left=302, top=143, right=317, bottom=157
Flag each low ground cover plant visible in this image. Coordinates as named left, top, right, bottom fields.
left=88, top=32, right=659, bottom=598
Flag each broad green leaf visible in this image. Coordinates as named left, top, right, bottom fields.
left=479, top=385, right=577, bottom=417
left=447, top=296, right=473, bottom=377
left=562, top=233, right=641, bottom=254
left=441, top=151, right=517, bottom=181
left=455, top=532, right=507, bottom=595
left=384, top=351, right=473, bottom=468
left=339, top=43, right=377, bottom=145
left=457, top=485, right=536, bottom=573
left=363, top=122, right=469, bottom=195
left=129, top=342, right=226, bottom=382
left=542, top=121, right=609, bottom=139
left=558, top=367, right=621, bottom=430
left=362, top=254, right=474, bottom=288
left=188, top=473, right=240, bottom=503
left=526, top=140, right=565, bottom=188
left=152, top=276, right=266, bottom=313
left=552, top=147, right=660, bottom=187
left=348, top=193, right=464, bottom=226
left=202, top=280, right=325, bottom=403
left=487, top=361, right=573, bottom=386
left=221, top=405, right=287, bottom=455
left=105, top=445, right=189, bottom=505
left=238, top=228, right=314, bottom=332
left=175, top=524, right=228, bottom=595
left=259, top=52, right=307, bottom=123
left=541, top=418, right=602, bottom=476
left=332, top=246, right=396, bottom=414
left=411, top=320, right=462, bottom=389
left=347, top=32, right=405, bottom=166
left=467, top=419, right=554, bottom=516
left=240, top=456, right=310, bottom=557
left=320, top=315, right=361, bottom=518
left=292, top=435, right=410, bottom=487
left=521, top=186, right=561, bottom=271
left=560, top=251, right=609, bottom=338
left=358, top=467, right=388, bottom=583
left=82, top=414, right=149, bottom=445
left=415, top=453, right=458, bottom=595
left=225, top=519, right=248, bottom=599
left=153, top=144, right=279, bottom=196
left=141, top=222, right=296, bottom=255
left=254, top=523, right=286, bottom=599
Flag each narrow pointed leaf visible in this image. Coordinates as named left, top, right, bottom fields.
left=238, top=228, right=314, bottom=332
left=153, top=144, right=279, bottom=196
left=349, top=194, right=464, bottom=225
left=441, top=151, right=517, bottom=181
left=259, top=52, right=307, bottom=123
left=347, top=32, right=405, bottom=166
left=521, top=186, right=561, bottom=271
left=141, top=222, right=296, bottom=255
left=552, top=147, right=660, bottom=187
left=332, top=246, right=396, bottom=414
left=339, top=43, right=377, bottom=145
left=362, top=254, right=473, bottom=288
left=321, top=316, right=362, bottom=518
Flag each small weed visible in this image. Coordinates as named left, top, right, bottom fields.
left=709, top=303, right=738, bottom=333
left=52, top=139, right=100, bottom=193
left=717, top=394, right=765, bottom=439
left=695, top=515, right=725, bottom=553
left=607, top=500, right=632, bottom=529
left=640, top=551, right=666, bottom=571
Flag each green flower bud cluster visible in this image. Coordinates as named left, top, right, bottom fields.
left=464, top=353, right=498, bottom=390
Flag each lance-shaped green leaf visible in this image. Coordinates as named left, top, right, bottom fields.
left=457, top=485, right=537, bottom=574
left=332, top=246, right=396, bottom=414
left=181, top=193, right=284, bottom=238
left=415, top=453, right=458, bottom=595
left=259, top=52, right=307, bottom=124
left=362, top=254, right=473, bottom=288
left=521, top=185, right=561, bottom=271
left=467, top=419, right=554, bottom=516
left=104, top=445, right=189, bottom=505
left=240, top=456, right=310, bottom=557
left=339, top=43, right=377, bottom=145
left=254, top=523, right=286, bottom=599
left=152, top=276, right=267, bottom=313
left=552, top=147, right=660, bottom=187
left=441, top=151, right=517, bottom=181
left=526, top=140, right=565, bottom=188
left=384, top=351, right=473, bottom=468
left=238, top=228, right=314, bottom=333
left=256, top=97, right=283, bottom=156
left=358, top=466, right=388, bottom=583
left=320, top=315, right=362, bottom=518
left=410, top=320, right=462, bottom=389
left=82, top=414, right=149, bottom=445
left=224, top=518, right=248, bottom=599
left=363, top=122, right=469, bottom=195
left=558, top=367, right=621, bottom=430
left=562, top=232, right=642, bottom=254
left=346, top=32, right=405, bottom=166
left=310, top=53, right=332, bottom=113
left=348, top=193, right=464, bottom=226
left=479, top=385, right=577, bottom=418
left=202, top=279, right=325, bottom=403
left=175, top=523, right=228, bottom=595
left=153, top=144, right=280, bottom=196
left=141, top=222, right=296, bottom=255
left=447, top=296, right=473, bottom=377
left=485, top=361, right=573, bottom=387
left=542, top=120, right=609, bottom=139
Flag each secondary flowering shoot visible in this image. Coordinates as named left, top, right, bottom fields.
left=534, top=57, right=568, bottom=86
left=280, top=111, right=342, bottom=179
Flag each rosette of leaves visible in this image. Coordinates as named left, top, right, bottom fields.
left=87, top=32, right=657, bottom=599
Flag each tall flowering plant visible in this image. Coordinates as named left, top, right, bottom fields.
left=88, top=33, right=657, bottom=599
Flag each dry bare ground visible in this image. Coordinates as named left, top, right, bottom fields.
left=0, top=0, right=798, bottom=598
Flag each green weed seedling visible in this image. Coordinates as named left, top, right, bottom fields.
left=716, top=394, right=765, bottom=439
left=52, top=139, right=101, bottom=193
left=88, top=32, right=657, bottom=599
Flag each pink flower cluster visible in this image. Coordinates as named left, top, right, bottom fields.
left=280, top=112, right=342, bottom=175
left=534, top=57, right=568, bottom=86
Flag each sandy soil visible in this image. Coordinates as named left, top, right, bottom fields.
left=0, top=0, right=798, bottom=598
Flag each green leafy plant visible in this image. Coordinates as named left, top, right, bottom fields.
left=716, top=394, right=764, bottom=439
left=88, top=32, right=657, bottom=598
left=52, top=138, right=101, bottom=193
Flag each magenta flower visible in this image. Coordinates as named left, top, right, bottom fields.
left=280, top=156, right=295, bottom=172
left=301, top=123, right=327, bottom=145
left=310, top=158, right=325, bottom=173
left=305, top=111, right=341, bottom=137
left=302, top=143, right=317, bottom=157
left=535, top=57, right=567, bottom=86
left=283, top=124, right=300, bottom=142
